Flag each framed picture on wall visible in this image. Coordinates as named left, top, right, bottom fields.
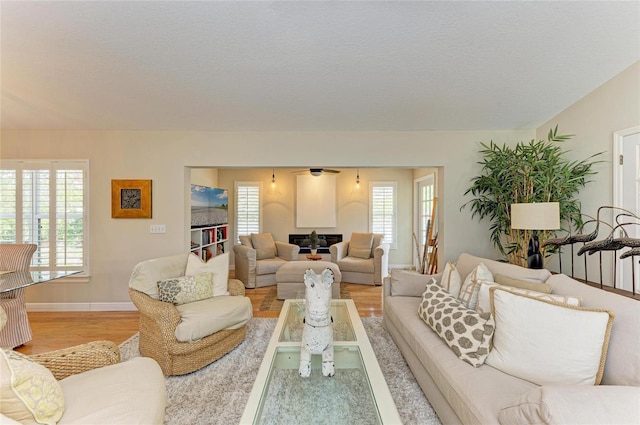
left=111, top=179, right=152, bottom=218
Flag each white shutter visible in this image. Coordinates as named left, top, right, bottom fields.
left=235, top=182, right=261, bottom=243
left=0, top=160, right=88, bottom=272
left=370, top=182, right=397, bottom=249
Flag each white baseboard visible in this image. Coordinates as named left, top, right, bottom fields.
left=26, top=302, right=136, bottom=312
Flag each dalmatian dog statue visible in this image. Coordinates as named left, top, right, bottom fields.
left=299, top=268, right=335, bottom=378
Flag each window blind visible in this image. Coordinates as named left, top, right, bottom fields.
left=370, top=182, right=397, bottom=249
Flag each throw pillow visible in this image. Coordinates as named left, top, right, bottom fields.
left=157, top=272, right=213, bottom=305
left=348, top=232, right=374, bottom=259
left=390, top=269, right=437, bottom=297
left=185, top=253, right=230, bottom=297
left=439, top=261, right=462, bottom=297
left=494, top=273, right=552, bottom=293
left=250, top=233, right=276, bottom=260
left=458, top=263, right=493, bottom=310
left=418, top=280, right=495, bottom=367
left=0, top=349, right=65, bottom=425
left=476, top=281, right=581, bottom=314
left=486, top=287, right=615, bottom=386
left=238, top=235, right=253, bottom=248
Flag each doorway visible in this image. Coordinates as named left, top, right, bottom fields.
left=613, top=126, right=640, bottom=293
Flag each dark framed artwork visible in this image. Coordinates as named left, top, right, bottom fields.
left=111, top=179, right=152, bottom=218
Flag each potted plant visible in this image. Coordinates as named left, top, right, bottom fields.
left=309, top=230, right=320, bottom=255
left=461, top=126, right=602, bottom=267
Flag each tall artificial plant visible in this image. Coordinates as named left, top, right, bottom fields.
left=461, top=127, right=602, bottom=267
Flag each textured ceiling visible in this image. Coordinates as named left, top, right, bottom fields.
left=1, top=1, right=639, bottom=131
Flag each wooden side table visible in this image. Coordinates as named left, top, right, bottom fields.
left=305, top=254, right=323, bottom=261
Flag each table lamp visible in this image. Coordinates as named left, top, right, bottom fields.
left=510, top=202, right=560, bottom=269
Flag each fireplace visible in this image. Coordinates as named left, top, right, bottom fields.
left=289, top=234, right=343, bottom=254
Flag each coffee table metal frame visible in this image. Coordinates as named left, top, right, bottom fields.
left=240, top=299, right=401, bottom=424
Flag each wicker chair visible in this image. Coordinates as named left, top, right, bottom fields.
left=128, top=253, right=252, bottom=376
left=29, top=340, right=121, bottom=380
left=0, top=243, right=37, bottom=348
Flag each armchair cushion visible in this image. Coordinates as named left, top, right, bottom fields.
left=129, top=253, right=188, bottom=300
left=251, top=233, right=276, bottom=260
left=348, top=232, right=374, bottom=259
left=239, top=235, right=253, bottom=247
left=157, top=273, right=213, bottom=305
left=175, top=296, right=252, bottom=343
left=185, top=253, right=230, bottom=296
left=0, top=349, right=65, bottom=425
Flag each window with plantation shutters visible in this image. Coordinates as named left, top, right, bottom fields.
left=370, top=181, right=397, bottom=249
left=235, top=182, right=261, bottom=243
left=0, top=160, right=88, bottom=272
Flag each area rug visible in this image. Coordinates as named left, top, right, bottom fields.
left=120, top=317, right=440, bottom=425
left=259, top=282, right=351, bottom=311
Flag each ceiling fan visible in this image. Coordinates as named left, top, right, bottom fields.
left=291, top=168, right=341, bottom=176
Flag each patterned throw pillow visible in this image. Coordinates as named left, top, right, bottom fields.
left=418, top=280, right=495, bottom=367
left=458, top=263, right=493, bottom=310
left=439, top=261, right=462, bottom=297
left=157, top=272, right=213, bottom=305
left=0, top=349, right=65, bottom=425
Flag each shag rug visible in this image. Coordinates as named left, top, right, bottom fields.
left=259, top=282, right=352, bottom=311
left=120, top=317, right=441, bottom=425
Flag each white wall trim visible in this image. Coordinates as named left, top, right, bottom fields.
left=613, top=125, right=640, bottom=209
left=26, top=302, right=136, bottom=312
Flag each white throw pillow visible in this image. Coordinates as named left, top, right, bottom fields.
left=185, top=253, right=230, bottom=297
left=439, top=261, right=462, bottom=297
left=476, top=281, right=581, bottom=314
left=486, top=287, right=615, bottom=386
left=458, top=263, right=493, bottom=310
left=0, top=349, right=65, bottom=425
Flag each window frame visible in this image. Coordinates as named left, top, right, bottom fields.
left=369, top=181, right=397, bottom=249
left=0, top=159, right=90, bottom=279
left=234, top=181, right=262, bottom=243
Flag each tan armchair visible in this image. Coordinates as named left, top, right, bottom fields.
left=233, top=232, right=300, bottom=288
left=0, top=339, right=166, bottom=424
left=330, top=232, right=390, bottom=285
left=128, top=253, right=252, bottom=376
left=0, top=243, right=37, bottom=348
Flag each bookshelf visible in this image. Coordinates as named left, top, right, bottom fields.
left=190, top=224, right=228, bottom=260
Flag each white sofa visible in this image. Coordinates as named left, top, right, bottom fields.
left=383, top=253, right=640, bottom=425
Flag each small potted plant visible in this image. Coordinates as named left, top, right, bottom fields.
left=309, top=230, right=319, bottom=255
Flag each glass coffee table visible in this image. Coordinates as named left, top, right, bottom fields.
left=240, top=299, right=401, bottom=424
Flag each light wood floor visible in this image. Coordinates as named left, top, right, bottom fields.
left=15, top=283, right=383, bottom=355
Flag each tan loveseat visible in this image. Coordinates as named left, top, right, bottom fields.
left=233, top=233, right=300, bottom=288
left=383, top=253, right=640, bottom=424
left=330, top=232, right=389, bottom=285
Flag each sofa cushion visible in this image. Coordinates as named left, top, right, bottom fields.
left=458, top=263, right=493, bottom=310
left=385, top=296, right=537, bottom=424
left=390, top=269, right=440, bottom=296
left=486, top=287, right=615, bottom=386
left=337, top=256, right=374, bottom=274
left=251, top=233, right=276, bottom=260
left=175, top=296, right=252, bottom=343
left=129, top=253, right=189, bottom=300
left=349, top=232, right=374, bottom=259
left=498, top=385, right=640, bottom=425
left=494, top=273, right=552, bottom=293
left=255, top=258, right=287, bottom=275
left=0, top=350, right=65, bottom=425
left=418, top=280, right=495, bottom=367
left=547, top=273, right=640, bottom=386
left=58, top=357, right=166, bottom=425
left=157, top=273, right=213, bottom=305
left=440, top=261, right=462, bottom=297
left=476, top=281, right=581, bottom=314
left=455, top=253, right=551, bottom=284
left=185, top=252, right=230, bottom=297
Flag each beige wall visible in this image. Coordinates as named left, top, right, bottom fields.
left=1, top=129, right=532, bottom=306
left=535, top=61, right=640, bottom=280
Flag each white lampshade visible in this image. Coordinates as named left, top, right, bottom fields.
left=510, top=202, right=560, bottom=230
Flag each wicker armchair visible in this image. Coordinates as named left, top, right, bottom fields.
left=29, top=340, right=121, bottom=380
left=129, top=279, right=248, bottom=376
left=128, top=253, right=252, bottom=376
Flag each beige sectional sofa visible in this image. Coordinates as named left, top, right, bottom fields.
left=383, top=253, right=640, bottom=425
